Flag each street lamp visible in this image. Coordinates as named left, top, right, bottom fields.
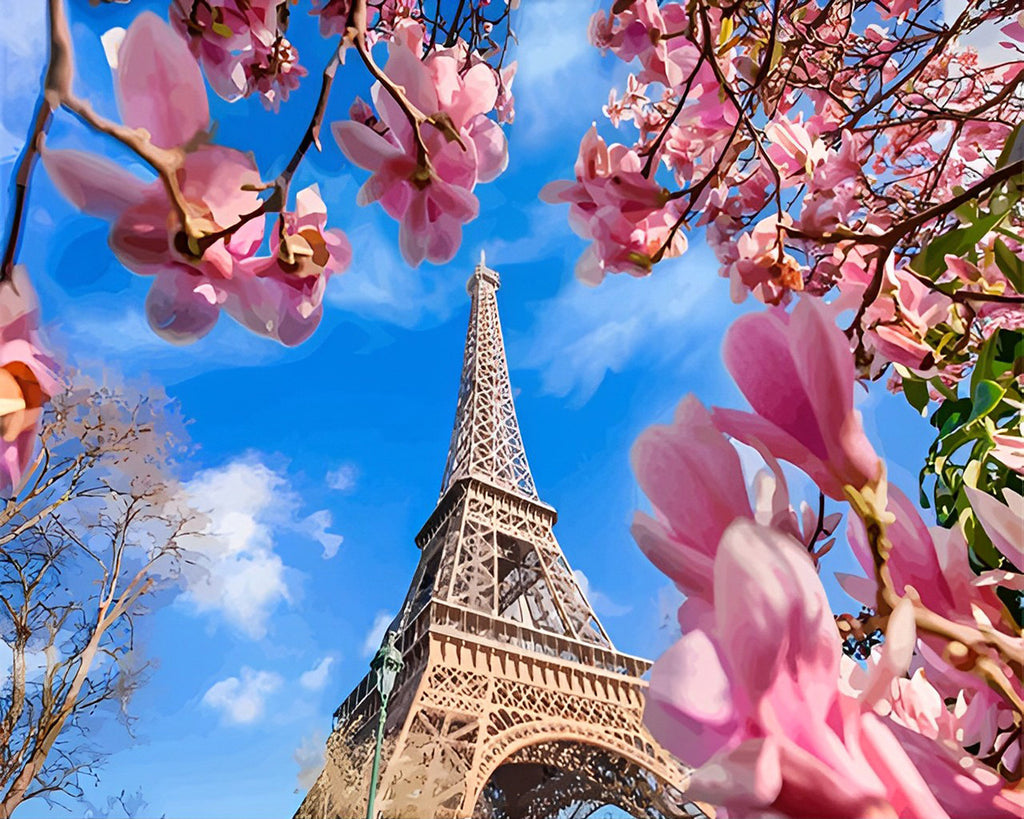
left=366, top=630, right=403, bottom=819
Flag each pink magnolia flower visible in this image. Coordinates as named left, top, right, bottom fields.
left=646, top=520, right=1014, bottom=818
left=540, top=125, right=684, bottom=284
left=589, top=1, right=696, bottom=87
left=722, top=214, right=804, bottom=302
left=0, top=268, right=61, bottom=494
left=765, top=115, right=827, bottom=182
left=862, top=266, right=948, bottom=372
left=630, top=396, right=753, bottom=602
left=312, top=0, right=356, bottom=38
left=227, top=186, right=352, bottom=346
left=171, top=0, right=305, bottom=108
left=712, top=297, right=882, bottom=499
left=332, top=23, right=507, bottom=266
left=42, top=13, right=344, bottom=346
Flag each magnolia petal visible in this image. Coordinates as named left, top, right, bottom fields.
left=468, top=116, right=509, bottom=184
left=398, top=194, right=429, bottom=268
left=424, top=213, right=463, bottom=266
left=332, top=120, right=404, bottom=172
left=964, top=485, right=1024, bottom=567
left=723, top=308, right=831, bottom=462
left=116, top=12, right=208, bottom=149
left=714, top=520, right=839, bottom=713
left=145, top=268, right=220, bottom=345
left=858, top=596, right=916, bottom=711
left=631, top=395, right=751, bottom=564
left=834, top=571, right=877, bottom=606
left=41, top=147, right=147, bottom=218
left=685, top=738, right=782, bottom=810
left=714, top=406, right=841, bottom=498
left=645, top=631, right=738, bottom=767
left=223, top=263, right=325, bottom=347
left=631, top=511, right=715, bottom=600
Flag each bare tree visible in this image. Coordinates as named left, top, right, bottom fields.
left=0, top=376, right=204, bottom=817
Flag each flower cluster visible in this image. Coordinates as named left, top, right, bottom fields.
left=546, top=0, right=1024, bottom=391
left=170, top=0, right=306, bottom=108
left=633, top=298, right=1023, bottom=816
left=44, top=14, right=349, bottom=346
left=332, top=20, right=511, bottom=266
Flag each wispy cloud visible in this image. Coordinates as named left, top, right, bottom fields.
left=300, top=509, right=344, bottom=560
left=360, top=610, right=395, bottom=658
left=298, top=657, right=335, bottom=692
left=326, top=219, right=462, bottom=328
left=512, top=0, right=621, bottom=147
left=201, top=667, right=283, bottom=725
left=293, top=731, right=326, bottom=793
left=0, top=3, right=46, bottom=162
left=573, top=569, right=632, bottom=617
left=326, top=462, right=358, bottom=493
left=517, top=246, right=730, bottom=403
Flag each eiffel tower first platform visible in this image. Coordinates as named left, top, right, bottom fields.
left=296, top=259, right=706, bottom=819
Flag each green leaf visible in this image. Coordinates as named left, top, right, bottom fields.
left=968, top=380, right=1006, bottom=423
left=902, top=377, right=930, bottom=415
left=931, top=397, right=972, bottom=436
left=996, top=122, right=1023, bottom=169
left=911, top=208, right=1007, bottom=279
left=993, top=239, right=1024, bottom=293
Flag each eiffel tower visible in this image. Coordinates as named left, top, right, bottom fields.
left=296, top=258, right=704, bottom=819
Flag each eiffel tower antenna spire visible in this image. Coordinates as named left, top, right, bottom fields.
left=439, top=254, right=538, bottom=501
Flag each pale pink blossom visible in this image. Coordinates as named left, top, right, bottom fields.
left=646, top=520, right=1013, bottom=818
left=332, top=24, right=507, bottom=266
left=988, top=434, right=1024, bottom=475
left=589, top=1, right=695, bottom=87
left=722, top=214, right=804, bottom=302
left=170, top=0, right=305, bottom=108
left=630, top=396, right=752, bottom=602
left=765, top=115, right=828, bottom=182
left=227, top=186, right=352, bottom=346
left=864, top=267, right=949, bottom=371
left=0, top=268, right=61, bottom=494
left=540, top=125, right=683, bottom=283
left=713, top=298, right=882, bottom=498
left=312, top=0, right=355, bottom=38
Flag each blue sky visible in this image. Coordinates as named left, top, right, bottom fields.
left=1, top=2, right=938, bottom=817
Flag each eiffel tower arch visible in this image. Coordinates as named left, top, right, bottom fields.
left=295, top=259, right=706, bottom=819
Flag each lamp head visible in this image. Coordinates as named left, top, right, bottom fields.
left=371, top=631, right=403, bottom=698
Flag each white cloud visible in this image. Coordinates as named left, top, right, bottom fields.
left=572, top=569, right=632, bottom=617
left=202, top=667, right=282, bottom=725
left=518, top=247, right=729, bottom=402
left=300, top=509, right=344, bottom=560
left=360, top=610, right=395, bottom=658
left=326, top=462, right=358, bottom=492
left=299, top=657, right=335, bottom=692
left=179, top=458, right=291, bottom=638
left=293, top=731, right=326, bottom=792
left=177, top=455, right=343, bottom=637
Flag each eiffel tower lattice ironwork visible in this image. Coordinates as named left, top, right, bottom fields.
left=295, top=258, right=705, bottom=819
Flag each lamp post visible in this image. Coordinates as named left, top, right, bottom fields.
left=366, top=630, right=403, bottom=819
